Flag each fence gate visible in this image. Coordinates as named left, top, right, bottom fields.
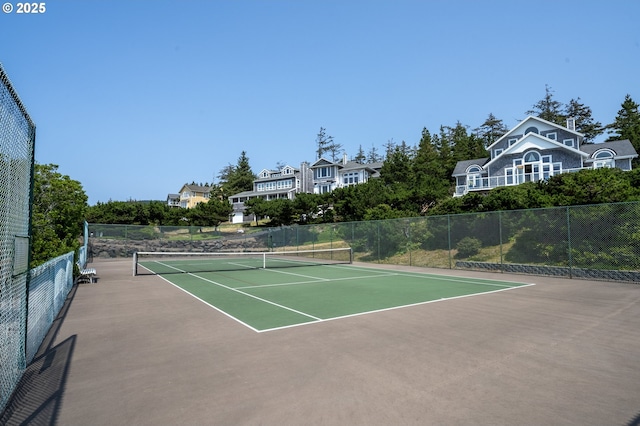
left=0, top=63, right=36, bottom=412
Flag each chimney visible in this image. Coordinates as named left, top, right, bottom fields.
left=343, top=153, right=348, bottom=165
left=566, top=117, right=576, bottom=131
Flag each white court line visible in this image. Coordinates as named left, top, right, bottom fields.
left=257, top=282, right=536, bottom=333
left=234, top=265, right=399, bottom=290
left=142, top=261, right=323, bottom=324
left=186, top=273, right=323, bottom=321
left=326, top=264, right=535, bottom=288
left=151, top=273, right=261, bottom=332
left=143, top=261, right=535, bottom=333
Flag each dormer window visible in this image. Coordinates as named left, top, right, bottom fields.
left=525, top=126, right=539, bottom=135
left=593, top=150, right=615, bottom=169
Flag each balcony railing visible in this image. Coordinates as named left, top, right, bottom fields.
left=454, top=166, right=593, bottom=197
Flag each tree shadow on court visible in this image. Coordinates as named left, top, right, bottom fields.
left=627, top=411, right=640, bottom=426
left=0, top=284, right=78, bottom=426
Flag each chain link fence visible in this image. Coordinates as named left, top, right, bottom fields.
left=0, top=64, right=36, bottom=412
left=89, top=201, right=640, bottom=282
left=26, top=252, right=75, bottom=362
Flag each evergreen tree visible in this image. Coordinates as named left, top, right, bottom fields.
left=606, top=94, right=640, bottom=163
left=433, top=128, right=455, bottom=178
left=527, top=84, right=565, bottom=125
left=353, top=145, right=366, bottom=163
left=411, top=128, right=451, bottom=212
left=188, top=198, right=233, bottom=227
left=315, top=127, right=342, bottom=161
left=448, top=122, right=487, bottom=162
left=475, top=113, right=508, bottom=148
left=366, top=143, right=382, bottom=163
left=224, top=151, right=255, bottom=196
left=564, top=98, right=603, bottom=143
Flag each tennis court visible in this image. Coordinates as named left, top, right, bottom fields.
left=135, top=249, right=534, bottom=332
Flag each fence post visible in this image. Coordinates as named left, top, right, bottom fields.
left=499, top=211, right=504, bottom=273
left=566, top=206, right=573, bottom=278
left=377, top=221, right=381, bottom=263
left=447, top=215, right=452, bottom=269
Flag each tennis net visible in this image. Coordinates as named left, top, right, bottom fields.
left=133, top=247, right=353, bottom=275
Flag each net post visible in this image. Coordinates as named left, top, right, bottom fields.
left=133, top=252, right=138, bottom=276
left=349, top=247, right=353, bottom=264
left=262, top=252, right=266, bottom=269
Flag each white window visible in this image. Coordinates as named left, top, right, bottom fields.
left=506, top=168, right=515, bottom=185
left=508, top=138, right=517, bottom=146
left=466, top=166, right=482, bottom=189
left=342, top=172, right=359, bottom=186
left=494, top=148, right=503, bottom=157
left=319, top=184, right=331, bottom=194
left=593, top=150, right=615, bottom=168
left=317, top=167, right=331, bottom=178
left=546, top=132, right=557, bottom=140
left=563, top=138, right=575, bottom=148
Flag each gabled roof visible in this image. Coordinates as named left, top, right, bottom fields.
left=487, top=115, right=583, bottom=151
left=255, top=166, right=300, bottom=182
left=452, top=158, right=490, bottom=176
left=310, top=157, right=382, bottom=172
left=179, top=184, right=211, bottom=193
left=310, top=158, right=337, bottom=167
left=483, top=132, right=588, bottom=169
left=580, top=139, right=638, bottom=159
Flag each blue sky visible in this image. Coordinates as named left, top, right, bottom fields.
left=2, top=0, right=639, bottom=204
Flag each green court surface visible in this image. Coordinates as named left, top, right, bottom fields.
left=140, top=261, right=534, bottom=332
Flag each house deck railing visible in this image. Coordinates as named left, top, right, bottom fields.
left=454, top=166, right=593, bottom=197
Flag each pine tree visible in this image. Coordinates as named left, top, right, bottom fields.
left=606, top=94, right=640, bottom=159
left=353, top=145, right=366, bottom=163
left=315, top=127, right=342, bottom=161
left=527, top=84, right=565, bottom=125
left=411, top=128, right=451, bottom=211
left=366, top=143, right=382, bottom=163
left=564, top=98, right=603, bottom=143
left=475, top=113, right=508, bottom=148
left=224, top=151, right=255, bottom=196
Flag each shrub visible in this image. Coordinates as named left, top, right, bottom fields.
left=456, top=237, right=482, bottom=258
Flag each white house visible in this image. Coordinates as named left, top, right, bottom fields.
left=228, top=163, right=312, bottom=224
left=309, top=154, right=382, bottom=194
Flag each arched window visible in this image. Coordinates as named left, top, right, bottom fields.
left=524, top=151, right=540, bottom=163
left=466, top=166, right=482, bottom=189
left=594, top=150, right=614, bottom=159
left=593, top=150, right=615, bottom=169
left=524, top=126, right=539, bottom=135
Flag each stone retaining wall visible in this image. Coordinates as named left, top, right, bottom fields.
left=89, top=237, right=268, bottom=259
left=456, top=261, right=640, bottom=283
